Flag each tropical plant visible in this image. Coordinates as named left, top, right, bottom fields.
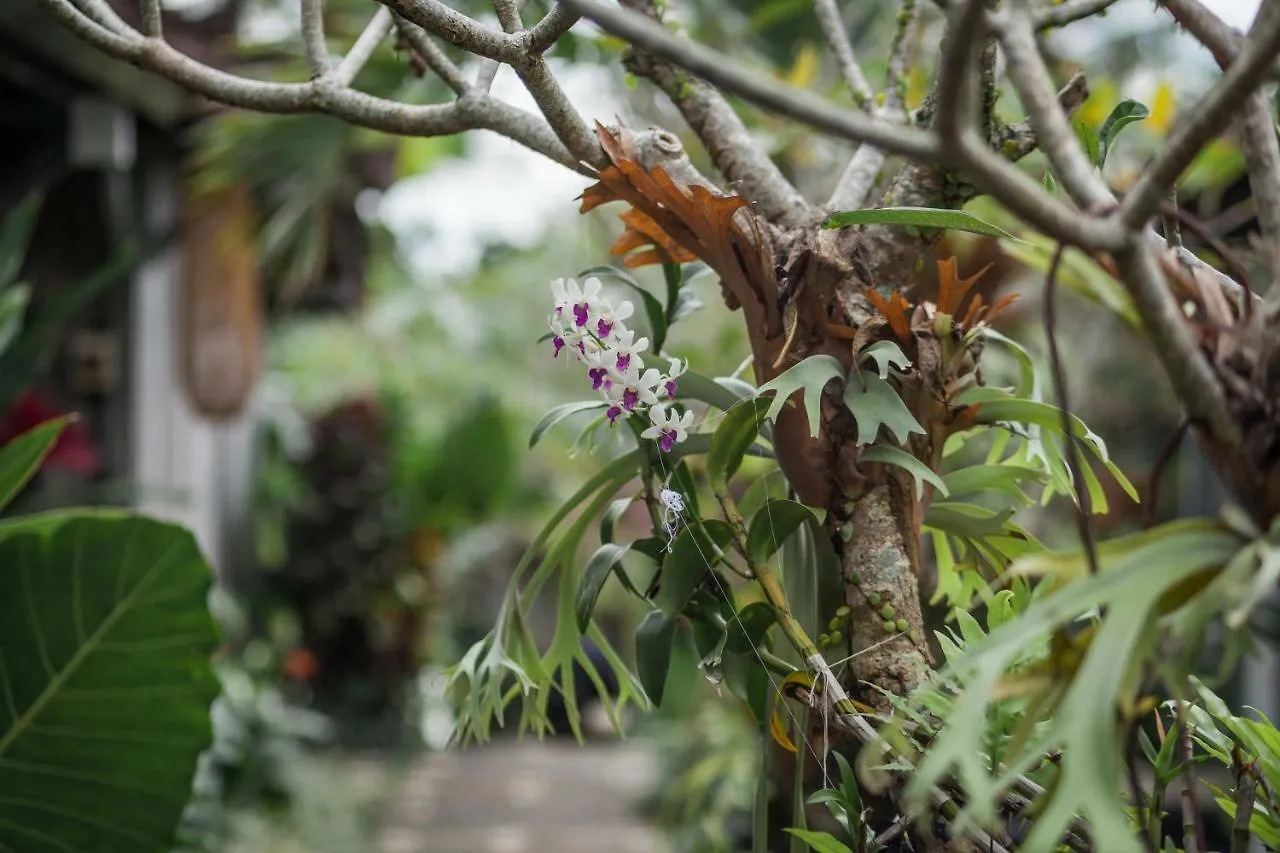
left=39, top=0, right=1280, bottom=850
left=0, top=192, right=219, bottom=852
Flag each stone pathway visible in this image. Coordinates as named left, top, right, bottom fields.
left=376, top=740, right=672, bottom=853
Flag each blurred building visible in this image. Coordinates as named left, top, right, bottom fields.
left=0, top=0, right=258, bottom=575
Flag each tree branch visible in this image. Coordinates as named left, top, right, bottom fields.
left=140, top=0, right=162, bottom=38
left=1120, top=1, right=1280, bottom=230
left=812, top=0, right=874, bottom=107
left=560, top=0, right=940, bottom=160
left=933, top=0, right=1119, bottom=249
left=36, top=0, right=588, bottom=172
left=615, top=0, right=813, bottom=227
left=994, top=9, right=1113, bottom=211
left=1034, top=0, right=1121, bottom=30
left=301, top=0, right=330, bottom=79
left=513, top=57, right=602, bottom=165
left=393, top=14, right=471, bottom=94
left=528, top=3, right=580, bottom=52
left=376, top=0, right=514, bottom=61
left=1115, top=236, right=1241, bottom=446
left=332, top=7, right=394, bottom=87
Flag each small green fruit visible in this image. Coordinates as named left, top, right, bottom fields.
left=882, top=620, right=896, bottom=633
left=867, top=592, right=883, bottom=607
left=880, top=604, right=896, bottom=620
left=895, top=619, right=910, bottom=632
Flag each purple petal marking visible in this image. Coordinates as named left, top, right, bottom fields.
left=597, top=319, right=613, bottom=338
left=659, top=431, right=676, bottom=452
left=588, top=367, right=608, bottom=390
left=552, top=337, right=565, bottom=357
left=615, top=353, right=631, bottom=373
left=573, top=303, right=589, bottom=327
left=622, top=389, right=639, bottom=411
left=607, top=405, right=623, bottom=424
left=665, top=379, right=678, bottom=399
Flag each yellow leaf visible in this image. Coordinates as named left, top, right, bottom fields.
left=785, top=44, right=820, bottom=89
left=1148, top=82, right=1176, bottom=134
left=1077, top=78, right=1116, bottom=128
left=770, top=704, right=798, bottom=753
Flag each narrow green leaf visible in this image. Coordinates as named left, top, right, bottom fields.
left=942, top=463, right=1046, bottom=500
left=677, top=370, right=754, bottom=413
left=861, top=445, right=948, bottom=500
left=662, top=262, right=683, bottom=320
left=1073, top=118, right=1101, bottom=165
left=783, top=828, right=854, bottom=853
left=1043, top=171, right=1058, bottom=196
left=0, top=192, right=42, bottom=289
left=0, top=417, right=68, bottom=513
left=600, top=496, right=634, bottom=544
left=757, top=355, right=844, bottom=438
left=706, top=396, right=773, bottom=490
left=821, top=207, right=1017, bottom=240
left=1098, top=99, right=1150, bottom=168
left=579, top=265, right=670, bottom=352
left=575, top=543, right=632, bottom=632
left=925, top=503, right=1016, bottom=538
left=0, top=284, right=30, bottom=359
left=530, top=400, right=608, bottom=448
left=842, top=370, right=925, bottom=446
left=634, top=609, right=677, bottom=706
left=670, top=288, right=704, bottom=322
left=656, top=519, right=736, bottom=617
left=0, top=513, right=219, bottom=853
left=747, top=499, right=820, bottom=564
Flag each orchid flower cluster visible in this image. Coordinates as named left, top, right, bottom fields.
left=548, top=276, right=694, bottom=452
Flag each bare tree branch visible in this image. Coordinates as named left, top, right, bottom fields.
left=393, top=14, right=471, bottom=95
left=71, top=0, right=131, bottom=35
left=1116, top=237, right=1241, bottom=446
left=812, top=0, right=874, bottom=107
left=476, top=58, right=501, bottom=91
left=140, top=0, right=162, bottom=38
left=332, top=7, right=394, bottom=86
left=493, top=0, right=523, bottom=33
left=995, top=9, right=1113, bottom=211
left=1163, top=0, right=1280, bottom=303
left=1000, top=70, right=1089, bottom=161
left=301, top=0, right=331, bottom=78
left=1120, top=2, right=1280, bottom=230
left=933, top=0, right=1119, bottom=249
left=528, top=4, right=580, bottom=52
left=1034, top=0, right=1121, bottom=30
left=377, top=0, right=513, bottom=61
left=615, top=0, right=813, bottom=227
left=36, top=0, right=588, bottom=172
left=512, top=57, right=601, bottom=165
left=828, top=142, right=887, bottom=210
left=560, top=0, right=940, bottom=160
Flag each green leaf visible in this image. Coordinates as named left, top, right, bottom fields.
left=861, top=445, right=948, bottom=500
left=783, top=828, right=853, bottom=853
left=575, top=542, right=632, bottom=632
left=0, top=283, right=30, bottom=359
left=529, top=400, right=608, bottom=448
left=1098, top=99, right=1150, bottom=168
left=821, top=207, right=1017, bottom=240
left=908, top=519, right=1242, bottom=846
left=599, top=497, right=635, bottom=545
left=942, top=463, right=1046, bottom=501
left=1043, top=171, right=1058, bottom=196
left=634, top=609, right=677, bottom=707
left=0, top=513, right=219, bottom=853
left=1073, top=117, right=1101, bottom=165
left=656, top=520, right=736, bottom=618
left=0, top=418, right=68, bottom=513
left=1000, top=235, right=1141, bottom=331
left=757, top=355, right=844, bottom=438
left=706, top=396, right=773, bottom=490
left=579, top=265, right=670, bottom=352
left=858, top=340, right=911, bottom=378
left=842, top=370, right=925, bottom=446
left=0, top=192, right=42, bottom=290
left=925, top=503, right=1016, bottom=538
left=724, top=601, right=778, bottom=655
left=747, top=499, right=820, bottom=565
left=678, top=370, right=754, bottom=414
left=662, top=262, right=683, bottom=321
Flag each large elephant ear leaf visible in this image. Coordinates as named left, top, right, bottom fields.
left=756, top=355, right=844, bottom=438
left=0, top=512, right=220, bottom=853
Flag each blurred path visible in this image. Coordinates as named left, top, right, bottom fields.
left=376, top=740, right=672, bottom=853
